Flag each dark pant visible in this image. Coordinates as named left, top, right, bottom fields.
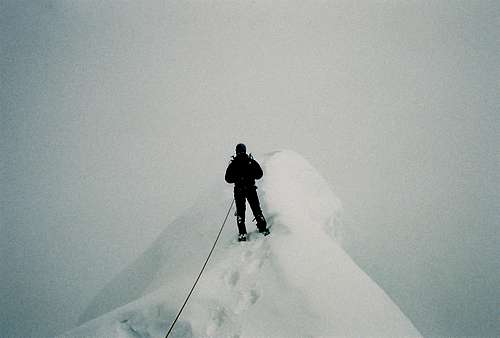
left=234, top=185, right=267, bottom=235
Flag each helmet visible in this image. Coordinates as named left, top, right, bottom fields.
left=235, top=143, right=246, bottom=154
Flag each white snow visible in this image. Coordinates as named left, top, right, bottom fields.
left=60, top=150, right=421, bottom=338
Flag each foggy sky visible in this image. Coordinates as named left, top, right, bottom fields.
left=1, top=1, right=499, bottom=337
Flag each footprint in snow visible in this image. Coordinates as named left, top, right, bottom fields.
left=235, top=287, right=261, bottom=314
left=205, top=305, right=240, bottom=338
left=224, top=269, right=240, bottom=288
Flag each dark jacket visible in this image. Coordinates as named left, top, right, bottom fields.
left=225, top=153, right=263, bottom=188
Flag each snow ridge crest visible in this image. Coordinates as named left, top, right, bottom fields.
left=61, top=150, right=420, bottom=338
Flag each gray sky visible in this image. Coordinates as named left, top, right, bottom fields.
left=1, top=1, right=499, bottom=337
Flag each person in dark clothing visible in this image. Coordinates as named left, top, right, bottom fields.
left=225, top=143, right=269, bottom=241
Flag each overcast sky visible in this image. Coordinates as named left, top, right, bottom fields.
left=1, top=1, right=499, bottom=337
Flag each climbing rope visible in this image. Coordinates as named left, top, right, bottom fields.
left=165, top=198, right=235, bottom=338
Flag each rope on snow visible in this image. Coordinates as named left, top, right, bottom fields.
left=165, top=198, right=235, bottom=338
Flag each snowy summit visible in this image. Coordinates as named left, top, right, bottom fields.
left=61, top=150, right=421, bottom=337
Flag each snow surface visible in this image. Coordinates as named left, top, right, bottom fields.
left=60, top=150, right=421, bottom=337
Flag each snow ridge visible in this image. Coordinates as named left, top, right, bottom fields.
left=61, top=150, right=420, bottom=338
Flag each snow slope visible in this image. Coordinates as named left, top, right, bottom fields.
left=61, top=150, right=421, bottom=337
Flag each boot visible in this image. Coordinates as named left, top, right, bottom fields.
left=259, top=228, right=270, bottom=236
left=255, top=214, right=268, bottom=234
left=237, top=216, right=247, bottom=236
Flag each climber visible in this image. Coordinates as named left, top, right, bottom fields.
left=225, top=143, right=270, bottom=242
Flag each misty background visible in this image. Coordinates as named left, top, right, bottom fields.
left=1, top=1, right=499, bottom=337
